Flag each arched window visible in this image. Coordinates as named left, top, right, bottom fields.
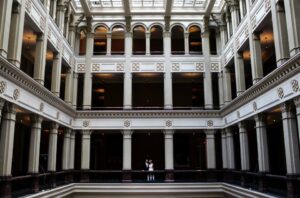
left=79, top=30, right=86, bottom=55
left=111, top=26, right=125, bottom=55
left=150, top=25, right=163, bottom=55
left=209, top=28, right=217, bottom=55
left=171, top=26, right=184, bottom=55
left=94, top=26, right=107, bottom=55
left=189, top=26, right=202, bottom=55
left=133, top=25, right=146, bottom=55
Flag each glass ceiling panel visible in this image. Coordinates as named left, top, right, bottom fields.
left=89, top=0, right=123, bottom=7
left=132, top=0, right=164, bottom=8
left=73, top=0, right=82, bottom=8
left=173, top=0, right=205, bottom=7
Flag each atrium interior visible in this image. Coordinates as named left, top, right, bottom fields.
left=0, top=0, right=300, bottom=197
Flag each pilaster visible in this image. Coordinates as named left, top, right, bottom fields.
left=48, top=123, right=59, bottom=172
left=28, top=115, right=43, bottom=174
left=7, top=1, right=26, bottom=68
left=254, top=114, right=269, bottom=172
left=146, top=32, right=151, bottom=55
left=205, top=130, right=216, bottom=169
left=164, top=31, right=173, bottom=109
left=34, top=33, right=48, bottom=85
left=249, top=32, right=263, bottom=84
left=72, top=73, right=78, bottom=108
left=51, top=52, right=62, bottom=96
left=64, top=67, right=73, bottom=105
left=234, top=52, right=246, bottom=96
left=221, top=130, right=228, bottom=169
left=238, top=121, right=250, bottom=171
left=223, top=67, right=232, bottom=105
left=122, top=130, right=132, bottom=171
left=0, top=0, right=13, bottom=58
left=62, top=129, right=71, bottom=170
left=280, top=103, right=300, bottom=174
left=184, top=32, right=189, bottom=55
left=218, top=73, right=224, bottom=108
left=124, top=32, right=133, bottom=109
left=225, top=128, right=235, bottom=169
left=81, top=130, right=92, bottom=170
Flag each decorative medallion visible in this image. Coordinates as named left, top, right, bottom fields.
left=210, top=63, right=219, bottom=72
left=25, top=0, right=32, bottom=12
left=77, top=64, right=85, bottom=72
left=207, top=120, right=214, bottom=127
left=39, top=103, right=44, bottom=112
left=124, top=120, right=131, bottom=128
left=132, top=63, right=140, bottom=71
left=92, top=64, right=100, bottom=71
left=83, top=120, right=90, bottom=127
left=264, top=0, right=271, bottom=12
left=196, top=63, right=204, bottom=72
left=277, top=87, right=284, bottom=99
left=253, top=101, right=257, bottom=111
left=166, top=120, right=172, bottom=127
left=0, top=81, right=7, bottom=94
left=172, top=63, right=180, bottom=71
left=116, top=63, right=124, bottom=71
left=13, top=89, right=20, bottom=100
left=291, top=80, right=299, bottom=92
left=156, top=63, right=164, bottom=71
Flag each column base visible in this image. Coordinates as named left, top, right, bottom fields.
left=286, top=175, right=300, bottom=198
left=31, top=174, right=39, bottom=193
left=258, top=172, right=268, bottom=192
left=122, top=171, right=132, bottom=183
left=164, top=170, right=174, bottom=182
left=206, top=169, right=217, bottom=182
left=49, top=172, right=56, bottom=188
left=80, top=170, right=90, bottom=183
left=0, top=176, right=12, bottom=198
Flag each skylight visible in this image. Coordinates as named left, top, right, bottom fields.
left=89, top=0, right=123, bottom=7
left=131, top=0, right=165, bottom=8
left=173, top=0, right=205, bottom=7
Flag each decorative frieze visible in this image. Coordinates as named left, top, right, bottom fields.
left=166, top=120, right=172, bottom=127
left=92, top=64, right=100, bottom=72
left=0, top=81, right=7, bottom=94
left=124, top=120, right=131, bottom=128
left=277, top=87, right=284, bottom=99
left=77, top=64, right=85, bottom=72
left=210, top=63, right=219, bottom=72
left=13, top=89, right=20, bottom=100
left=291, top=80, right=299, bottom=92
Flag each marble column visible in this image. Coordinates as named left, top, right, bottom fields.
left=206, top=130, right=216, bottom=169
left=283, top=0, right=300, bottom=56
left=223, top=67, right=232, bottom=105
left=219, top=23, right=228, bottom=49
left=226, top=14, right=232, bottom=38
left=221, top=130, right=228, bottom=169
left=184, top=32, right=189, bottom=55
left=28, top=115, right=43, bottom=174
left=0, top=104, right=16, bottom=176
left=225, top=128, right=235, bottom=169
left=122, top=130, right=132, bottom=170
left=7, top=1, right=26, bottom=68
left=271, top=1, right=290, bottom=66
left=249, top=32, right=263, bottom=84
left=0, top=0, right=13, bottom=58
left=81, top=130, right=91, bottom=170
left=239, top=0, right=244, bottom=18
left=164, top=130, right=174, bottom=181
left=238, top=122, right=250, bottom=171
left=106, top=33, right=112, bottom=55
left=68, top=25, right=76, bottom=49
left=49, top=0, right=57, bottom=20
left=281, top=103, right=300, bottom=174
left=230, top=3, right=240, bottom=32
left=51, top=52, right=62, bottom=96
left=83, top=32, right=94, bottom=110
left=164, top=31, right=173, bottom=109
left=72, top=73, right=78, bottom=108
left=234, top=52, right=246, bottom=96
left=48, top=123, right=59, bottom=172
left=254, top=114, right=269, bottom=172
left=34, top=33, right=48, bottom=85
left=69, top=131, right=75, bottom=170
left=64, top=67, right=73, bottom=105
left=146, top=32, right=150, bottom=55
left=56, top=3, right=65, bottom=32
left=202, top=31, right=213, bottom=109
left=124, top=32, right=132, bottom=109
left=0, top=99, right=5, bottom=125
left=294, top=97, right=300, bottom=146
left=218, top=73, right=224, bottom=108
left=62, top=129, right=71, bottom=170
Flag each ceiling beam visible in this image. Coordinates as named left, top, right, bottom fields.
left=204, top=0, right=216, bottom=16
left=79, top=0, right=91, bottom=17
left=123, top=0, right=131, bottom=17
left=165, top=0, right=173, bottom=16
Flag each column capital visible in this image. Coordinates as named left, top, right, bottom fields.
left=0, top=98, right=5, bottom=110
left=254, top=113, right=267, bottom=127
left=184, top=32, right=189, bottom=38
left=106, top=32, right=112, bottom=38
left=122, top=130, right=133, bottom=136
left=64, top=128, right=72, bottom=136
left=3, top=103, right=16, bottom=115
left=280, top=102, right=293, bottom=113
left=238, top=121, right=246, bottom=129
left=36, top=33, right=46, bottom=42
left=205, top=129, right=216, bottom=135
left=70, top=130, right=76, bottom=138
left=293, top=96, right=300, bottom=108
left=81, top=130, right=92, bottom=136
left=163, top=31, right=171, bottom=37
left=50, top=123, right=59, bottom=131
left=225, top=127, right=233, bottom=135
left=31, top=114, right=43, bottom=124
left=164, top=129, right=174, bottom=135
left=218, top=72, right=223, bottom=78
